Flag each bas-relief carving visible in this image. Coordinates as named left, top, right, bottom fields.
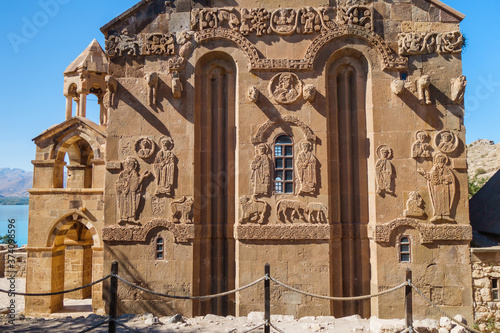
left=154, top=136, right=176, bottom=196
left=105, top=29, right=142, bottom=57
left=250, top=144, right=272, bottom=196
left=398, top=31, right=463, bottom=56
left=435, top=130, right=459, bottom=154
left=369, top=218, right=472, bottom=244
left=135, top=137, right=155, bottom=159
left=412, top=131, right=433, bottom=159
left=271, top=8, right=298, bottom=35
left=302, top=84, right=316, bottom=102
left=151, top=196, right=165, bottom=217
left=269, top=72, right=302, bottom=104
left=252, top=115, right=316, bottom=145
left=375, top=145, right=394, bottom=196
left=403, top=192, right=426, bottom=219
left=145, top=72, right=159, bottom=106
left=171, top=71, right=183, bottom=99
left=144, top=33, right=175, bottom=56
left=170, top=196, right=194, bottom=224
left=116, top=157, right=151, bottom=223
left=337, top=5, right=372, bottom=30
left=307, top=202, right=328, bottom=224
left=103, top=75, right=118, bottom=121
left=391, top=79, right=405, bottom=95
left=418, top=75, right=431, bottom=105
left=103, top=220, right=194, bottom=243
left=248, top=86, right=259, bottom=103
left=418, top=153, right=456, bottom=223
left=276, top=199, right=308, bottom=223
left=296, top=140, right=317, bottom=195
left=235, top=224, right=330, bottom=240
left=451, top=75, right=467, bottom=104
left=239, top=195, right=268, bottom=224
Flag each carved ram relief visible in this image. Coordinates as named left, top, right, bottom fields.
left=239, top=195, right=268, bottom=224
left=276, top=199, right=328, bottom=224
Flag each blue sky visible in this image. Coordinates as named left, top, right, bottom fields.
left=0, top=0, right=498, bottom=171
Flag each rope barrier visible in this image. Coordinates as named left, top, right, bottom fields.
left=78, top=318, right=109, bottom=333
left=112, top=319, right=143, bottom=333
left=270, top=276, right=408, bottom=301
left=409, top=283, right=481, bottom=333
left=269, top=322, right=286, bottom=333
left=115, top=274, right=266, bottom=300
left=0, top=275, right=111, bottom=296
left=240, top=322, right=265, bottom=333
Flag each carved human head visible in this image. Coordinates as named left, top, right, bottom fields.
left=248, top=86, right=259, bottom=103
left=124, top=157, right=138, bottom=171
left=416, top=131, right=429, bottom=142
left=433, top=153, right=449, bottom=167
left=300, top=140, right=312, bottom=152
left=377, top=145, right=392, bottom=160
left=279, top=74, right=292, bottom=88
left=441, top=132, right=452, bottom=143
left=160, top=136, right=174, bottom=151
left=257, top=143, right=268, bottom=155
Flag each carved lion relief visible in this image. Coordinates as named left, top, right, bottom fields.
left=375, top=145, right=395, bottom=196
left=170, top=196, right=194, bottom=224
left=269, top=72, right=302, bottom=104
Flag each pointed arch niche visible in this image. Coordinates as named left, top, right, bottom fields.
left=327, top=49, right=371, bottom=318
left=193, top=52, right=236, bottom=316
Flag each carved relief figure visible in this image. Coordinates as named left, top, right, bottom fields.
left=154, top=136, right=177, bottom=196
left=218, top=10, right=240, bottom=31
left=116, top=157, right=151, bottom=222
left=451, top=75, right=467, bottom=104
left=303, top=84, right=316, bottom=102
left=270, top=72, right=302, bottom=104
left=403, top=192, right=426, bottom=219
left=300, top=7, right=320, bottom=34
left=338, top=6, right=372, bottom=30
left=307, top=202, right=328, bottom=224
left=145, top=72, right=159, bottom=106
left=435, top=130, right=458, bottom=154
left=239, top=195, right=268, bottom=224
left=251, top=8, right=271, bottom=36
left=240, top=8, right=253, bottom=35
left=412, top=131, right=433, bottom=158
left=418, top=153, right=455, bottom=222
left=172, top=71, right=183, bottom=99
left=436, top=31, right=463, bottom=54
left=106, top=29, right=142, bottom=57
left=103, top=75, right=118, bottom=125
left=296, top=140, right=317, bottom=194
left=151, top=196, right=165, bottom=216
left=251, top=143, right=272, bottom=196
left=418, top=75, right=431, bottom=105
left=375, top=145, right=394, bottom=196
left=276, top=199, right=308, bottom=223
left=391, top=79, right=405, bottom=95
left=135, top=137, right=155, bottom=159
left=248, top=86, right=259, bottom=103
left=271, top=8, right=298, bottom=35
left=171, top=196, right=194, bottom=224
left=145, top=33, right=175, bottom=55
left=398, top=31, right=463, bottom=55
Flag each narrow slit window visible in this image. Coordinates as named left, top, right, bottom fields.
left=493, top=279, right=499, bottom=301
left=156, top=237, right=164, bottom=260
left=274, top=135, right=294, bottom=194
left=400, top=237, right=410, bottom=263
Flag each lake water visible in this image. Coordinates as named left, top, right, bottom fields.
left=0, top=205, right=29, bottom=246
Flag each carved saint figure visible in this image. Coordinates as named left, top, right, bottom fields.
left=251, top=144, right=272, bottom=196
left=154, top=136, right=177, bottom=196
left=271, top=73, right=300, bottom=104
left=411, top=131, right=433, bottom=158
left=418, top=153, right=455, bottom=222
left=136, top=137, right=155, bottom=159
left=116, top=157, right=150, bottom=222
left=436, top=130, right=458, bottom=154
left=375, top=145, right=394, bottom=196
left=296, top=140, right=317, bottom=194
left=403, top=192, right=426, bottom=219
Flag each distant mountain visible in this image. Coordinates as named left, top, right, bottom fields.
left=0, top=168, right=33, bottom=197
left=467, top=139, right=500, bottom=180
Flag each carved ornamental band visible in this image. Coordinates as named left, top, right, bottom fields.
left=398, top=31, right=463, bottom=56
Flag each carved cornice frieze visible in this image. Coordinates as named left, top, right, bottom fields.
left=368, top=218, right=472, bottom=244
left=102, top=219, right=194, bottom=243
left=398, top=31, right=463, bottom=56
left=235, top=224, right=330, bottom=240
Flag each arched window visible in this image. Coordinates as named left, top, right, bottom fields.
left=274, top=135, right=294, bottom=194
left=155, top=237, right=164, bottom=260
left=400, top=237, right=411, bottom=262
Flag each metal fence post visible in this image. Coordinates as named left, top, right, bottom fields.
left=109, top=261, right=118, bottom=333
left=405, top=268, right=413, bottom=332
left=265, top=263, right=270, bottom=333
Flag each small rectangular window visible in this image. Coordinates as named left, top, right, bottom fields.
left=155, top=237, right=164, bottom=260
left=400, top=237, right=411, bottom=263
left=274, top=135, right=294, bottom=194
left=493, top=279, right=500, bottom=300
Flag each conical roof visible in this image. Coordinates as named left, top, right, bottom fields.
left=64, top=39, right=109, bottom=75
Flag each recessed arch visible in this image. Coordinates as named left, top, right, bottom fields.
left=47, top=210, right=101, bottom=248
left=252, top=115, right=316, bottom=145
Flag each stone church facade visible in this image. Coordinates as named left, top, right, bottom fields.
left=26, top=0, right=473, bottom=321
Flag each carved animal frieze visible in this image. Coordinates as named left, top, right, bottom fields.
left=248, top=86, right=259, bottom=103
left=417, top=153, right=456, bottom=222
left=116, top=157, right=151, bottom=223
left=303, top=84, right=316, bottom=101
left=145, top=72, right=159, bottom=106
left=451, top=75, right=467, bottom=104
left=239, top=195, right=268, bottom=224
left=171, top=196, right=194, bottom=224
left=144, top=33, right=175, bottom=56
left=435, top=130, right=459, bottom=154
left=398, top=31, right=463, bottom=55
left=103, top=219, right=194, bottom=243
left=269, top=72, right=302, bottom=104
left=105, top=29, right=142, bottom=57
left=135, top=137, right=155, bottom=159
left=251, top=144, right=272, bottom=196
left=412, top=131, right=433, bottom=159
left=296, top=140, right=317, bottom=195
left=276, top=199, right=308, bottom=223
left=418, top=75, right=431, bottom=105
left=307, top=202, right=328, bottom=224
left=154, top=136, right=176, bottom=196
left=403, top=192, right=426, bottom=219
left=171, top=71, right=183, bottom=99
left=375, top=145, right=394, bottom=196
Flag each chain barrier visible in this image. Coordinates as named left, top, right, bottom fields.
left=240, top=322, right=265, bottom=333
left=269, top=322, right=286, bottom=333
left=0, top=274, right=111, bottom=296
left=409, top=282, right=481, bottom=333
left=112, top=319, right=143, bottom=333
left=270, top=276, right=408, bottom=301
left=114, top=274, right=266, bottom=300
